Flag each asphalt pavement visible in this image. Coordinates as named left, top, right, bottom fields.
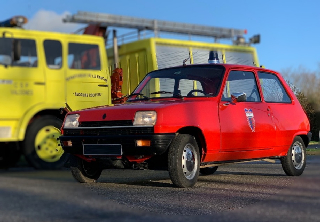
left=0, top=155, right=319, bottom=222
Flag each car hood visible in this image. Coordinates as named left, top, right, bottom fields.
left=69, top=98, right=217, bottom=123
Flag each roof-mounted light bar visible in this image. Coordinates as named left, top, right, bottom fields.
left=0, top=16, right=28, bottom=28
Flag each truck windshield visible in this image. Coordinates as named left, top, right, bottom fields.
left=128, top=65, right=225, bottom=101
left=0, top=38, right=37, bottom=67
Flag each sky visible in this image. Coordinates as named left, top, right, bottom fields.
left=1, top=0, right=320, bottom=74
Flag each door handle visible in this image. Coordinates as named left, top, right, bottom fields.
left=34, top=82, right=45, bottom=85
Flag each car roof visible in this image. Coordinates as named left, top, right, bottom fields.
left=160, top=63, right=279, bottom=75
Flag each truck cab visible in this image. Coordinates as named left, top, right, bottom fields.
left=0, top=16, right=111, bottom=169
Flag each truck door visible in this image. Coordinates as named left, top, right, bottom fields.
left=42, top=39, right=65, bottom=104
left=65, top=41, right=110, bottom=111
left=219, top=70, right=276, bottom=152
left=0, top=37, right=45, bottom=137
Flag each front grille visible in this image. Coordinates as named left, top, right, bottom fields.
left=79, top=120, right=132, bottom=127
left=64, top=126, right=154, bottom=136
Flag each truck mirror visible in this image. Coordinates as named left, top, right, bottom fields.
left=13, top=39, right=21, bottom=61
left=231, top=92, right=247, bottom=103
left=0, top=37, right=13, bottom=66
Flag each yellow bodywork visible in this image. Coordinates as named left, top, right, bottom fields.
left=0, top=28, right=111, bottom=142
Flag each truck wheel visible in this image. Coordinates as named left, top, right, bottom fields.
left=22, top=115, right=68, bottom=170
left=0, top=142, right=21, bottom=169
left=200, top=166, right=218, bottom=175
left=281, top=136, right=306, bottom=176
left=70, top=155, right=102, bottom=183
left=168, top=134, right=200, bottom=188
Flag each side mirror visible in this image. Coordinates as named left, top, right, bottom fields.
left=231, top=92, right=247, bottom=103
left=12, top=39, right=21, bottom=61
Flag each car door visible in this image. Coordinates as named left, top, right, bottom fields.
left=219, top=70, right=276, bottom=152
left=257, top=71, right=294, bottom=148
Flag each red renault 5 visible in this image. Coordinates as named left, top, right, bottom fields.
left=60, top=58, right=311, bottom=188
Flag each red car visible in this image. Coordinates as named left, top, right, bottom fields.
left=60, top=62, right=311, bottom=188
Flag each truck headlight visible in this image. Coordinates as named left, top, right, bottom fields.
left=64, top=114, right=80, bottom=128
left=133, top=111, right=157, bottom=126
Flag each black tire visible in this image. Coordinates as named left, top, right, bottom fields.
left=0, top=142, right=21, bottom=169
left=70, top=155, right=102, bottom=183
left=200, top=166, right=218, bottom=175
left=281, top=136, right=306, bottom=176
left=168, top=134, right=200, bottom=188
left=22, top=115, right=69, bottom=170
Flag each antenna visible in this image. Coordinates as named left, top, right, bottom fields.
left=183, top=51, right=191, bottom=66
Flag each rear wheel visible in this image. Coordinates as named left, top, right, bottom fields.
left=22, top=115, right=68, bottom=169
left=281, top=136, right=306, bottom=176
left=200, top=166, right=218, bottom=175
left=168, top=134, right=200, bottom=188
left=70, top=155, right=102, bottom=183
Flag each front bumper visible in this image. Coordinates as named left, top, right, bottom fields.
left=59, top=134, right=175, bottom=156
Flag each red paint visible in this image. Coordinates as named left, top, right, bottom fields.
left=64, top=64, right=310, bottom=164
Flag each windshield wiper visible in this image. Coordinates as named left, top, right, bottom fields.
left=127, top=93, right=149, bottom=100
left=150, top=91, right=173, bottom=95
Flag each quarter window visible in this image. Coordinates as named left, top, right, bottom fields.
left=258, top=72, right=291, bottom=103
left=68, top=43, right=101, bottom=70
left=44, top=40, right=62, bottom=69
left=222, top=71, right=261, bottom=102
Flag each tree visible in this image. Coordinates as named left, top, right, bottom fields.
left=286, top=73, right=320, bottom=141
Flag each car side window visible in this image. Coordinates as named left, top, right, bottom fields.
left=44, top=40, right=62, bottom=69
left=258, top=72, right=291, bottom=103
left=222, top=70, right=261, bottom=102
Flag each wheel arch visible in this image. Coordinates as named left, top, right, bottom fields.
left=298, top=134, right=310, bottom=147
left=177, top=126, right=206, bottom=161
left=18, top=106, right=66, bottom=141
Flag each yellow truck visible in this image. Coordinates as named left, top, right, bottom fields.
left=0, top=12, right=260, bottom=169
left=0, top=16, right=111, bottom=169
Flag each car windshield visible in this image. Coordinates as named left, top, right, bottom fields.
left=128, top=65, right=225, bottom=101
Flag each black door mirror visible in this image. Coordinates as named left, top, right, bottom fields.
left=12, top=39, right=21, bottom=61
left=231, top=92, right=247, bottom=103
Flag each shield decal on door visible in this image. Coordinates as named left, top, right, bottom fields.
left=244, top=108, right=255, bottom=132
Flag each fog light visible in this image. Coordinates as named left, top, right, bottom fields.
left=136, top=140, right=151, bottom=147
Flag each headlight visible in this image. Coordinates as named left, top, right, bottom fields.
left=64, top=114, right=80, bottom=128
left=133, top=111, right=157, bottom=126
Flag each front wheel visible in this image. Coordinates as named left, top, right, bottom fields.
left=281, top=136, right=306, bottom=176
left=70, top=155, right=102, bottom=183
left=168, top=134, right=200, bottom=188
left=22, top=115, right=68, bottom=169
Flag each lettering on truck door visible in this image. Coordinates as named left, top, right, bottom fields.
left=66, top=42, right=110, bottom=111
left=0, top=37, right=45, bottom=138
